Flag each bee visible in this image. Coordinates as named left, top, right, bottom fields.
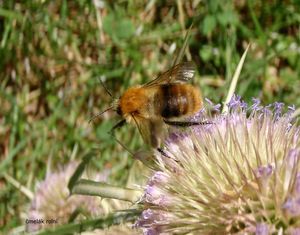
left=108, top=61, right=203, bottom=148
left=91, top=24, right=204, bottom=149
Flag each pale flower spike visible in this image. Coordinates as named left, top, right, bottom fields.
left=135, top=97, right=300, bottom=234
left=26, top=162, right=129, bottom=233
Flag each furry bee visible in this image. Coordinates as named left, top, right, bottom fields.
left=110, top=62, right=203, bottom=148
left=89, top=25, right=203, bottom=148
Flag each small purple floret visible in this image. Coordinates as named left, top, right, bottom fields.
left=251, top=97, right=262, bottom=111
left=289, top=228, right=300, bottom=235
left=256, top=223, right=269, bottom=235
left=255, top=164, right=274, bottom=178
left=227, top=94, right=242, bottom=110
left=282, top=197, right=300, bottom=216
left=274, top=102, right=284, bottom=118
left=205, top=98, right=221, bottom=112
left=144, top=228, right=161, bottom=235
left=149, top=171, right=169, bottom=185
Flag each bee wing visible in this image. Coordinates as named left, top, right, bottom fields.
left=131, top=115, right=166, bottom=148
left=144, top=62, right=196, bottom=87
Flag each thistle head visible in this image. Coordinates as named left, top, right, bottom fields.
left=136, top=96, right=300, bottom=234
left=26, top=162, right=125, bottom=232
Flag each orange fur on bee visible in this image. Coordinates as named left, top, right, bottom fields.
left=119, top=86, right=148, bottom=116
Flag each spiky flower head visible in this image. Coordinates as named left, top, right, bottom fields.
left=26, top=162, right=125, bottom=232
left=136, top=95, right=300, bottom=234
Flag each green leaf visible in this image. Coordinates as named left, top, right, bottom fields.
left=208, top=0, right=220, bottom=13
left=217, top=11, right=239, bottom=26
left=202, top=15, right=217, bottom=35
left=280, top=68, right=297, bottom=84
left=199, top=45, right=213, bottom=62
left=103, top=13, right=135, bottom=42
left=117, top=19, right=135, bottom=39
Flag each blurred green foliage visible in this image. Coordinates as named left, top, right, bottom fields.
left=0, top=0, right=300, bottom=233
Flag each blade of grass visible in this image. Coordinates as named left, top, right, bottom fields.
left=71, top=179, right=142, bottom=203
left=68, top=152, right=94, bottom=192
left=35, top=209, right=141, bottom=235
left=3, top=173, right=34, bottom=199
left=172, top=23, right=193, bottom=66
left=0, top=8, right=23, bottom=21
left=222, top=44, right=250, bottom=113
left=0, top=139, right=28, bottom=175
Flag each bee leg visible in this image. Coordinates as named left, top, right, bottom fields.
left=109, top=131, right=135, bottom=156
left=157, top=148, right=168, bottom=157
left=164, top=120, right=212, bottom=127
left=157, top=148, right=179, bottom=162
left=108, top=119, right=126, bottom=135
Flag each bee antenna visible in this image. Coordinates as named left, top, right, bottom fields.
left=172, top=22, right=193, bottom=66
left=88, top=106, right=113, bottom=123
left=98, top=77, right=113, bottom=98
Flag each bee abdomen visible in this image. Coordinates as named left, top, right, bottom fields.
left=160, top=84, right=198, bottom=118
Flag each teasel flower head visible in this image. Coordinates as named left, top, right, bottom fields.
left=135, top=96, right=300, bottom=234
left=26, top=162, right=126, bottom=232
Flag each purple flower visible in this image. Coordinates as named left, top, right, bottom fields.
left=288, top=228, right=300, bottom=235
left=256, top=223, right=269, bottom=235
left=282, top=197, right=300, bottom=216
left=148, top=171, right=169, bottom=185
left=136, top=96, right=300, bottom=234
left=205, top=98, right=221, bottom=112
left=251, top=97, right=262, bottom=111
left=134, top=209, right=171, bottom=234
left=274, top=101, right=284, bottom=118
left=227, top=94, right=243, bottom=110
left=26, top=162, right=127, bottom=232
left=255, top=164, right=274, bottom=178
left=144, top=185, right=171, bottom=206
left=254, top=164, right=275, bottom=195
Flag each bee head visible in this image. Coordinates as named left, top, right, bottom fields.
left=116, top=106, right=122, bottom=116
left=111, top=99, right=122, bottom=116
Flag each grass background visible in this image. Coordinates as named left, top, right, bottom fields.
left=1, top=0, right=300, bottom=233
